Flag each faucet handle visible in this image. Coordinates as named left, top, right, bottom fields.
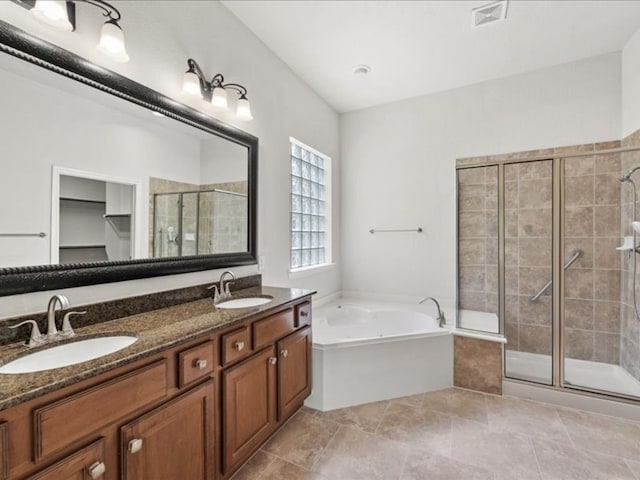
left=60, top=311, right=86, bottom=337
left=9, top=320, right=45, bottom=347
left=207, top=284, right=221, bottom=303
left=224, top=281, right=234, bottom=298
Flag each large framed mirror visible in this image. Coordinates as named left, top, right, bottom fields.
left=0, top=20, right=258, bottom=296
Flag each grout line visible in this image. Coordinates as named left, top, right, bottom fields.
left=624, top=458, right=640, bottom=480
left=529, top=434, right=545, bottom=479
left=309, top=423, right=342, bottom=473
left=373, top=400, right=392, bottom=435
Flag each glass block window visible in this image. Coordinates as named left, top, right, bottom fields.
left=290, top=138, right=330, bottom=269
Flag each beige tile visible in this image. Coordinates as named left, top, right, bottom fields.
left=376, top=402, right=452, bottom=456
left=487, top=237, right=499, bottom=264
left=230, top=450, right=276, bottom=480
left=533, top=438, right=635, bottom=480
left=564, top=299, right=594, bottom=330
left=594, top=300, right=621, bottom=333
left=564, top=155, right=594, bottom=177
left=594, top=332, right=620, bottom=364
left=594, top=238, right=623, bottom=269
left=505, top=181, right=519, bottom=207
left=594, top=152, right=620, bottom=174
left=594, top=205, right=621, bottom=236
left=486, top=396, right=570, bottom=443
left=558, top=408, right=640, bottom=460
left=313, top=426, right=409, bottom=480
left=505, top=163, right=519, bottom=181
left=460, top=290, right=486, bottom=311
left=505, top=208, right=519, bottom=237
left=519, top=208, right=553, bottom=237
left=460, top=211, right=487, bottom=237
left=454, top=337, right=502, bottom=394
left=519, top=325, right=552, bottom=355
left=520, top=160, right=552, bottom=179
left=459, top=239, right=486, bottom=265
left=565, top=175, right=594, bottom=206
left=401, top=450, right=494, bottom=480
left=564, top=206, right=594, bottom=237
left=555, top=144, right=594, bottom=155
left=519, top=267, right=552, bottom=298
left=564, top=268, right=593, bottom=300
left=519, top=296, right=552, bottom=326
left=625, top=459, right=640, bottom=479
left=262, top=411, right=340, bottom=469
left=423, top=388, right=489, bottom=423
left=564, top=328, right=594, bottom=360
left=460, top=266, right=486, bottom=292
left=450, top=417, right=541, bottom=480
left=260, top=459, right=329, bottom=480
left=458, top=167, right=486, bottom=185
left=390, top=392, right=425, bottom=408
left=519, top=238, right=551, bottom=267
left=595, top=140, right=621, bottom=150
left=519, top=179, right=552, bottom=208
left=595, top=174, right=621, bottom=205
left=300, top=405, right=319, bottom=416
left=594, top=269, right=621, bottom=301
left=315, top=400, right=389, bottom=433
left=459, top=184, right=486, bottom=211
left=505, top=266, right=519, bottom=295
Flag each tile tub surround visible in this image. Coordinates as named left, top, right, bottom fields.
left=0, top=274, right=261, bottom=346
left=0, top=285, right=314, bottom=410
left=231, top=387, right=640, bottom=480
left=454, top=336, right=502, bottom=395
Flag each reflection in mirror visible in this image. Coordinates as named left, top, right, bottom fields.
left=0, top=45, right=249, bottom=270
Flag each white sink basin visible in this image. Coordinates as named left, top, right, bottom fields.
left=216, top=296, right=274, bottom=309
left=0, top=335, right=137, bottom=374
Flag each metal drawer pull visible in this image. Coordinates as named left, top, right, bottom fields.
left=281, top=349, right=289, bottom=358
left=194, top=359, right=208, bottom=370
left=88, top=461, right=106, bottom=479
left=234, top=341, right=245, bottom=351
left=269, top=356, right=277, bottom=365
left=128, top=438, right=143, bottom=454
left=300, top=310, right=309, bottom=317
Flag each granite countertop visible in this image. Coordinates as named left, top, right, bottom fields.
left=0, top=286, right=314, bottom=411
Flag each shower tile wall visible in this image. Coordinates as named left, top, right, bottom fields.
left=563, top=150, right=621, bottom=364
left=457, top=166, right=498, bottom=321
left=621, top=130, right=640, bottom=381
left=504, top=161, right=553, bottom=357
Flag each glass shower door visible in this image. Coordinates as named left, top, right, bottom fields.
left=503, top=160, right=554, bottom=385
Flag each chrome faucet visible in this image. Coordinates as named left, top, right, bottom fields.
left=46, top=294, right=70, bottom=338
left=418, top=297, right=447, bottom=328
left=208, top=271, right=236, bottom=304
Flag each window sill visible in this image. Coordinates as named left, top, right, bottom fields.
left=289, top=263, right=337, bottom=279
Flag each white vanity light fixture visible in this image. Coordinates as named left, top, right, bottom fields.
left=182, top=58, right=253, bottom=121
left=27, top=0, right=129, bottom=62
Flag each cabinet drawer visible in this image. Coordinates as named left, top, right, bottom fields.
left=295, top=301, right=312, bottom=328
left=221, top=327, right=252, bottom=366
left=29, top=438, right=105, bottom=480
left=253, top=309, right=295, bottom=350
left=179, top=341, right=215, bottom=388
left=0, top=422, right=6, bottom=480
left=34, top=360, right=168, bottom=461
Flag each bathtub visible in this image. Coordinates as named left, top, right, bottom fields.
left=304, top=297, right=453, bottom=411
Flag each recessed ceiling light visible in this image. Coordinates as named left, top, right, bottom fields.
left=352, top=64, right=371, bottom=76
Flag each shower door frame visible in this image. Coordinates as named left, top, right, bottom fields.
left=456, top=145, right=640, bottom=405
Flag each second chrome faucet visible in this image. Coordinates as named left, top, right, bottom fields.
left=208, top=270, right=236, bottom=304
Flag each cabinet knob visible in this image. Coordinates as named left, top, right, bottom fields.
left=194, top=359, right=208, bottom=370
left=269, top=356, right=277, bottom=365
left=234, top=341, right=245, bottom=351
left=128, top=438, right=143, bottom=454
left=280, top=349, right=289, bottom=358
left=88, top=461, right=106, bottom=479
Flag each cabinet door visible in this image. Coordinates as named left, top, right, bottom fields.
left=222, top=347, right=277, bottom=474
left=28, top=438, right=105, bottom=480
left=277, top=327, right=312, bottom=420
left=121, top=380, right=214, bottom=480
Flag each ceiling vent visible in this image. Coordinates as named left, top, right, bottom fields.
left=471, top=1, right=508, bottom=28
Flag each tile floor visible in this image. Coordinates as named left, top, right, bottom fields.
left=230, top=387, right=640, bottom=480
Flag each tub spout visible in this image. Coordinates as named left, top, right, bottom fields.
left=418, top=297, right=446, bottom=328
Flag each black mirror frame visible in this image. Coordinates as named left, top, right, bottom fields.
left=0, top=20, right=258, bottom=296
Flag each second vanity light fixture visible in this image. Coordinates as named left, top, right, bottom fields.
left=28, top=0, right=129, bottom=62
left=182, top=58, right=253, bottom=121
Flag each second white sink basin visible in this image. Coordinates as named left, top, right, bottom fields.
left=216, top=296, right=274, bottom=309
left=0, top=335, right=138, bottom=374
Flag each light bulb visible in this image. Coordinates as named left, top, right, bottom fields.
left=236, top=96, right=253, bottom=121
left=211, top=86, right=228, bottom=110
left=30, top=0, right=73, bottom=31
left=97, top=19, right=129, bottom=63
left=182, top=70, right=202, bottom=96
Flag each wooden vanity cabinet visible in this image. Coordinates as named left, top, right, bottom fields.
left=0, top=295, right=312, bottom=480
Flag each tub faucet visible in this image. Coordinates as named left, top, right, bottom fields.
left=418, top=297, right=446, bottom=328
left=46, top=294, right=71, bottom=338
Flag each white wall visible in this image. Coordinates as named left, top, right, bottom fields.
left=340, top=53, right=621, bottom=306
left=622, top=28, right=640, bottom=137
left=0, top=1, right=340, bottom=318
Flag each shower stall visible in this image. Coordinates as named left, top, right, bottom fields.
left=152, top=188, right=248, bottom=258
left=457, top=144, right=640, bottom=401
